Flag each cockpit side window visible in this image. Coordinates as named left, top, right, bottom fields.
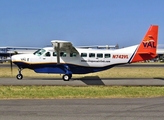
left=33, top=49, right=46, bottom=56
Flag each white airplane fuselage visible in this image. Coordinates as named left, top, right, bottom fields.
left=12, top=45, right=138, bottom=74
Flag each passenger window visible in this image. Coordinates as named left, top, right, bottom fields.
left=105, top=54, right=111, bottom=58
left=45, top=52, right=51, bottom=57
left=81, top=53, right=87, bottom=57
left=89, top=53, right=95, bottom=58
left=97, top=53, right=103, bottom=58
left=70, top=53, right=77, bottom=57
left=53, top=52, right=57, bottom=56
left=60, top=52, right=66, bottom=57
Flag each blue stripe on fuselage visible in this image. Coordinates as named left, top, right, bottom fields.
left=13, top=61, right=125, bottom=74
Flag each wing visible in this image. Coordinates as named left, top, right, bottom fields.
left=51, top=40, right=79, bottom=64
left=76, top=45, right=117, bottom=49
left=51, top=40, right=78, bottom=53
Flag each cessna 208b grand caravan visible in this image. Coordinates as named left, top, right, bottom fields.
left=12, top=25, right=158, bottom=81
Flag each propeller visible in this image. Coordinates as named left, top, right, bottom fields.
left=10, top=54, right=13, bottom=75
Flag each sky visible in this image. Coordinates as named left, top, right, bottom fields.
left=0, top=0, right=164, bottom=48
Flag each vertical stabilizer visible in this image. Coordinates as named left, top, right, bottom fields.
left=131, top=25, right=158, bottom=63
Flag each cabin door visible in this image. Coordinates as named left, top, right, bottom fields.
left=39, top=51, right=52, bottom=63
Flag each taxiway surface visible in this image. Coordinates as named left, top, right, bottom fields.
left=0, top=98, right=164, bottom=120
left=0, top=77, right=164, bottom=86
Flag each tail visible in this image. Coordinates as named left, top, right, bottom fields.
left=130, top=25, right=158, bottom=63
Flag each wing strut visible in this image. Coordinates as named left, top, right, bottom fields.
left=51, top=40, right=79, bottom=64
left=55, top=42, right=60, bottom=64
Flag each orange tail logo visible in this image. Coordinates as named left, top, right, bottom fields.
left=142, top=36, right=156, bottom=48
left=130, top=25, right=158, bottom=63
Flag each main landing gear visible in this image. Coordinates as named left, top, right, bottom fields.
left=16, top=68, right=23, bottom=80
left=15, top=67, right=72, bottom=81
left=62, top=74, right=72, bottom=81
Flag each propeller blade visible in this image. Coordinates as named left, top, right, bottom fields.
left=10, top=55, right=13, bottom=75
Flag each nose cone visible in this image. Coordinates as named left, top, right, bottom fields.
left=11, top=54, right=20, bottom=62
left=11, top=54, right=33, bottom=67
left=11, top=54, right=34, bottom=63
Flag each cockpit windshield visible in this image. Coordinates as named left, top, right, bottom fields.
left=33, top=49, right=46, bottom=56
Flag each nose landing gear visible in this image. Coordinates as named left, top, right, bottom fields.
left=16, top=68, right=23, bottom=80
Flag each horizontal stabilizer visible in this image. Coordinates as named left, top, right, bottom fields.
left=138, top=52, right=155, bottom=55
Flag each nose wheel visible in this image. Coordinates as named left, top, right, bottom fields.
left=16, top=68, right=23, bottom=80
left=16, top=74, right=23, bottom=80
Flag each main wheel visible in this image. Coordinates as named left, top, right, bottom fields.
left=62, top=74, right=71, bottom=81
left=16, top=74, right=23, bottom=80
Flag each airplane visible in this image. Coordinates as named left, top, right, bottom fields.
left=11, top=25, right=158, bottom=81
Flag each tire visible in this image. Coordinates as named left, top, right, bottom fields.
left=16, top=74, right=23, bottom=80
left=62, top=74, right=70, bottom=81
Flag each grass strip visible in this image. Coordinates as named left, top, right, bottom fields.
left=0, top=86, right=164, bottom=99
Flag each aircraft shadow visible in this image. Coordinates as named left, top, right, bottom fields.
left=24, top=77, right=161, bottom=86
left=26, top=76, right=105, bottom=85
left=153, top=77, right=164, bottom=80
left=73, top=76, right=105, bottom=85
